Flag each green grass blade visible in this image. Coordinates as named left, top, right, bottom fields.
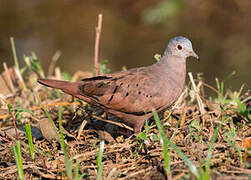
left=58, top=107, right=72, bottom=179
left=74, top=160, right=87, bottom=179
left=25, top=124, right=35, bottom=160
left=43, top=107, right=60, bottom=140
left=12, top=141, right=24, bottom=180
left=30, top=52, right=45, bottom=78
left=241, top=96, right=251, bottom=104
left=152, top=110, right=201, bottom=179
left=224, top=128, right=243, bottom=164
left=169, top=141, right=200, bottom=179
left=10, top=37, right=19, bottom=71
left=37, top=94, right=73, bottom=178
left=97, top=140, right=104, bottom=180
left=205, top=116, right=225, bottom=179
left=152, top=110, right=171, bottom=177
left=74, top=161, right=80, bottom=180
left=234, top=92, right=246, bottom=112
left=232, top=141, right=243, bottom=164
left=224, top=71, right=236, bottom=82
left=10, top=37, right=27, bottom=91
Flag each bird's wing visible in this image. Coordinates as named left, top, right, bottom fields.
left=78, top=66, right=171, bottom=115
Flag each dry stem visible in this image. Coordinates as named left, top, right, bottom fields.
left=94, top=14, right=103, bottom=76
left=3, top=62, right=15, bottom=93
left=188, top=72, right=205, bottom=114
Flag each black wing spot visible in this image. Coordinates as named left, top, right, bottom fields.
left=108, top=86, right=119, bottom=104
left=136, top=84, right=139, bottom=87
left=125, top=92, right=129, bottom=97
left=138, top=91, right=141, bottom=95
left=81, top=76, right=111, bottom=81
left=97, top=83, right=104, bottom=88
left=112, top=86, right=119, bottom=94
left=108, top=95, right=114, bottom=104
left=146, top=95, right=148, bottom=97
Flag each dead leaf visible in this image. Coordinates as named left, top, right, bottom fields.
left=39, top=118, right=58, bottom=140
left=97, top=130, right=115, bottom=143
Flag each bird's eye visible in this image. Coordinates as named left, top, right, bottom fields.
left=177, top=45, right=182, bottom=50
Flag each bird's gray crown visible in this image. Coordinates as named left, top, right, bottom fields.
left=163, top=36, right=199, bottom=59
left=168, top=36, right=192, bottom=48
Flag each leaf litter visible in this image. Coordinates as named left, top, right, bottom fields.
left=0, top=67, right=250, bottom=180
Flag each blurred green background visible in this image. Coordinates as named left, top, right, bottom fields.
left=0, top=0, right=250, bottom=91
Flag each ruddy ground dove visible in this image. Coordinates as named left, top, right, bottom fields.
left=38, top=36, right=199, bottom=134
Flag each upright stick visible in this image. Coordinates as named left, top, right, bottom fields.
left=188, top=72, right=205, bottom=114
left=94, top=14, right=103, bottom=76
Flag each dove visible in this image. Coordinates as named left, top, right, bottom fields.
left=38, top=36, right=199, bottom=134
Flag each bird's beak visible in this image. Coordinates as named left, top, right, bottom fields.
left=191, top=50, right=199, bottom=60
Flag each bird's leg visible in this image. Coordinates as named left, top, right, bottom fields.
left=116, top=116, right=146, bottom=137
left=132, top=117, right=146, bottom=135
left=104, top=111, right=108, bottom=120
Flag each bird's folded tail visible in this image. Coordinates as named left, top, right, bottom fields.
left=37, top=78, right=80, bottom=95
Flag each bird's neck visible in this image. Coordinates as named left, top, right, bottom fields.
left=155, top=54, right=187, bottom=89
left=158, top=54, right=186, bottom=72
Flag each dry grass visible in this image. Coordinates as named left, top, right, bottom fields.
left=0, top=67, right=250, bottom=179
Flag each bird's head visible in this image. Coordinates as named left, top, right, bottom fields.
left=165, top=36, right=199, bottom=60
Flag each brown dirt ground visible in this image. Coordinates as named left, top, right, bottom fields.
left=0, top=71, right=250, bottom=179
